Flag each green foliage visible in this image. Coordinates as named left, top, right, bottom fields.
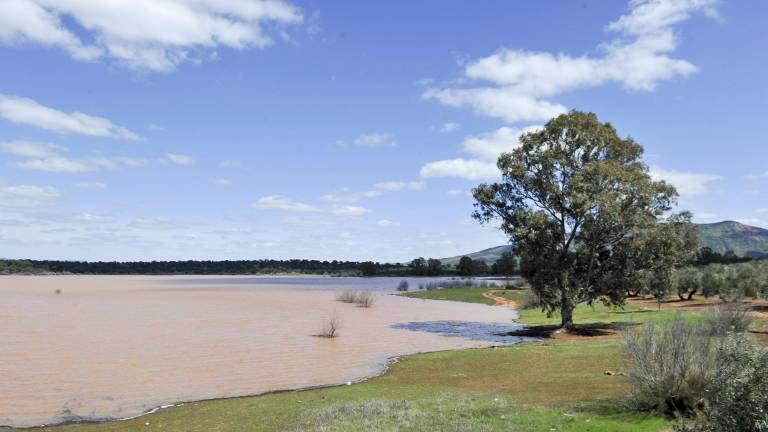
left=359, top=261, right=379, bottom=276
left=473, top=111, right=688, bottom=329
left=677, top=336, right=768, bottom=432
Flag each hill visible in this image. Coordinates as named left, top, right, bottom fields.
left=700, top=220, right=768, bottom=258
left=442, top=221, right=768, bottom=265
left=440, top=245, right=512, bottom=266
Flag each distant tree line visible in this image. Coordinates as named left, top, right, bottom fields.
left=0, top=252, right=522, bottom=277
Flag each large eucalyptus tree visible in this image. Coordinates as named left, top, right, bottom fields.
left=473, top=111, right=695, bottom=330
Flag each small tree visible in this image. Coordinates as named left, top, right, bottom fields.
left=457, top=256, right=474, bottom=276
left=474, top=111, right=684, bottom=330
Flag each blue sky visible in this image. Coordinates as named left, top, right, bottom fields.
left=0, top=0, right=766, bottom=262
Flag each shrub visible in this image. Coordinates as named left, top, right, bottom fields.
left=396, top=280, right=409, bottom=292
left=318, top=314, right=341, bottom=338
left=623, top=314, right=717, bottom=417
left=676, top=336, right=768, bottom=432
left=336, top=290, right=375, bottom=307
left=336, top=289, right=358, bottom=303
left=354, top=291, right=375, bottom=308
left=702, top=304, right=752, bottom=336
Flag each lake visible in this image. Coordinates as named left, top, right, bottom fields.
left=0, top=275, right=526, bottom=427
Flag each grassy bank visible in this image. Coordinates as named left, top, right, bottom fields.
left=43, top=339, right=664, bottom=432
left=42, top=288, right=680, bottom=432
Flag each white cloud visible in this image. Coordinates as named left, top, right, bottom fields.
left=376, top=219, right=400, bottom=227
left=253, top=195, right=320, bottom=212
left=166, top=153, right=195, bottom=165
left=353, top=133, right=396, bottom=147
left=210, top=177, right=232, bottom=187
left=75, top=181, right=106, bottom=189
left=0, top=140, right=65, bottom=157
left=420, top=126, right=539, bottom=180
left=322, top=181, right=425, bottom=203
left=649, top=167, right=721, bottom=196
left=423, top=0, right=716, bottom=123
left=438, top=122, right=461, bottom=133
left=13, top=156, right=147, bottom=173
left=758, top=208, right=768, bottom=214
left=421, top=158, right=500, bottom=181
left=0, top=184, right=60, bottom=207
left=0, top=94, right=139, bottom=139
left=0, top=0, right=303, bottom=71
left=735, top=218, right=768, bottom=229
left=330, top=205, right=370, bottom=218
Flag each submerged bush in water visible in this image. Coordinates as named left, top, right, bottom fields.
left=335, top=290, right=375, bottom=307
left=396, top=280, right=409, bottom=292
left=318, top=314, right=341, bottom=338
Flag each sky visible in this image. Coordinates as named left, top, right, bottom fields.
left=0, top=0, right=766, bottom=262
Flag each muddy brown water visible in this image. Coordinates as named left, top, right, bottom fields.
left=0, top=275, right=523, bottom=427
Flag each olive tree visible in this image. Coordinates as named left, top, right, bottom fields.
left=473, top=111, right=685, bottom=330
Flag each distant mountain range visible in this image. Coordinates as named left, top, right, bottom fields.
left=440, top=221, right=768, bottom=265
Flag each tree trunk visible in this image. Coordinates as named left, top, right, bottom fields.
left=686, top=289, right=696, bottom=300
left=560, top=289, right=575, bottom=331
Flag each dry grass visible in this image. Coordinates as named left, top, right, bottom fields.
left=335, top=290, right=375, bottom=308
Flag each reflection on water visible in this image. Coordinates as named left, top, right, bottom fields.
left=0, top=275, right=523, bottom=427
left=391, top=320, right=531, bottom=343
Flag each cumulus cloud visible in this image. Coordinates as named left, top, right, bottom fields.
left=421, top=126, right=539, bottom=180
left=649, top=167, right=721, bottom=196
left=353, top=133, right=396, bottom=147
left=423, top=0, right=717, bottom=123
left=253, top=195, right=321, bottom=212
left=0, top=0, right=303, bottom=71
left=166, top=153, right=195, bottom=165
left=322, top=181, right=425, bottom=203
left=0, top=184, right=60, bottom=207
left=0, top=94, right=139, bottom=139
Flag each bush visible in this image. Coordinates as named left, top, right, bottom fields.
left=396, top=280, right=409, bottom=292
left=702, top=304, right=752, bottom=336
left=623, top=314, right=717, bottom=417
left=676, top=336, right=768, bottom=432
left=336, top=289, right=375, bottom=307
left=354, top=291, right=375, bottom=308
left=336, top=289, right=358, bottom=303
left=318, top=314, right=341, bottom=338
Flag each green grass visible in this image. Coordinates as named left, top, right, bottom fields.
left=43, top=340, right=666, bottom=432
left=400, top=286, right=495, bottom=305
left=42, top=288, right=682, bottom=432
